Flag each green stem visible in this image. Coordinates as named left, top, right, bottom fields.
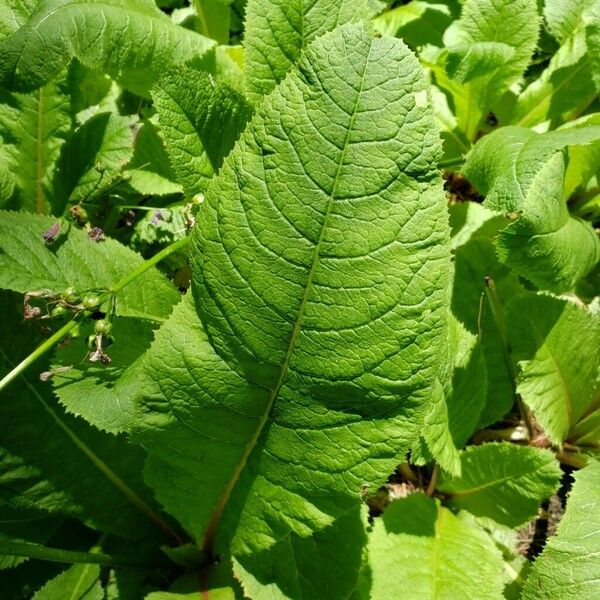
left=437, top=155, right=465, bottom=169
left=0, top=540, right=172, bottom=569
left=0, top=236, right=190, bottom=393
left=110, top=236, right=189, bottom=294
left=484, top=277, right=536, bottom=441
left=0, top=317, right=78, bottom=392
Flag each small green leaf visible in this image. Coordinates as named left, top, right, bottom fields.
left=124, top=121, right=182, bottom=197
left=507, top=293, right=600, bottom=446
left=462, top=125, right=600, bottom=213
left=521, top=460, right=600, bottom=599
left=440, top=0, right=539, bottom=138
left=33, top=564, right=102, bottom=600
left=511, top=26, right=597, bottom=127
left=361, top=494, right=504, bottom=600
left=437, top=443, right=561, bottom=527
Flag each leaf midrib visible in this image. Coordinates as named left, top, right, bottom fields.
left=200, top=39, right=374, bottom=555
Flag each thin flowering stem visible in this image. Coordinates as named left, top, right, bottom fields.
left=0, top=236, right=190, bottom=393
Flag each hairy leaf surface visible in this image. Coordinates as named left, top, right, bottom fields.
left=243, top=0, right=381, bottom=101
left=0, top=0, right=215, bottom=97
left=135, top=24, right=452, bottom=556
left=437, top=443, right=561, bottom=527
left=521, top=460, right=600, bottom=599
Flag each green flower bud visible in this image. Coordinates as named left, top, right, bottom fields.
left=94, top=319, right=112, bottom=335
left=61, top=287, right=80, bottom=304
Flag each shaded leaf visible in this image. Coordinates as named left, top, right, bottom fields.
left=33, top=564, right=102, bottom=600
left=0, top=294, right=178, bottom=542
left=152, top=66, right=252, bottom=199
left=53, top=112, right=135, bottom=212
left=233, top=508, right=366, bottom=600
left=511, top=26, right=597, bottom=127
left=51, top=318, right=157, bottom=434
left=360, top=493, right=504, bottom=599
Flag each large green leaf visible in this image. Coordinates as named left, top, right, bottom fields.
left=0, top=74, right=71, bottom=214
left=507, top=293, right=600, bottom=446
left=496, top=153, right=600, bottom=293
left=0, top=210, right=179, bottom=320
left=521, top=460, right=600, bottom=599
left=243, top=0, right=381, bottom=101
left=359, top=493, right=504, bottom=600
left=437, top=443, right=561, bottom=527
left=438, top=0, right=539, bottom=139
left=152, top=66, right=252, bottom=199
left=0, top=0, right=215, bottom=97
left=134, top=24, right=452, bottom=556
